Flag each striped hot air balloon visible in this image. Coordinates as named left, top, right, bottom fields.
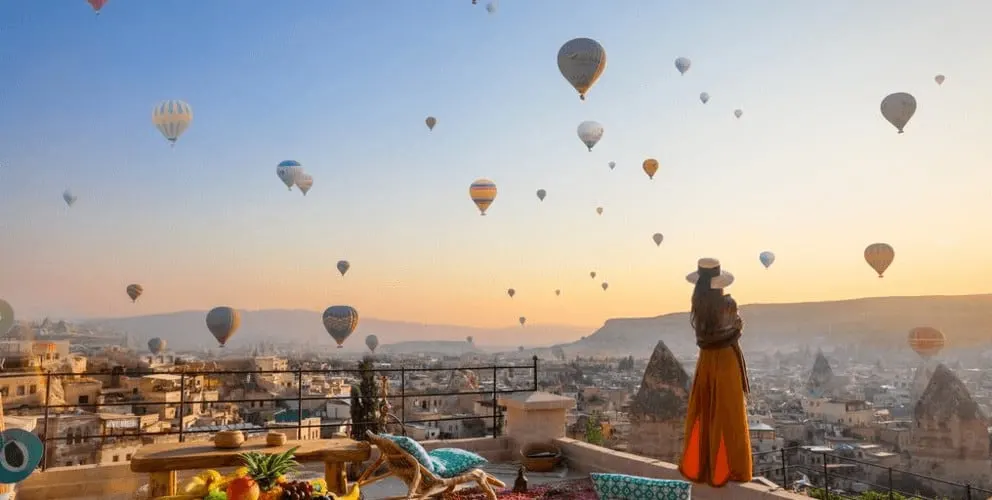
left=323, top=306, right=359, bottom=348
left=908, top=327, right=945, bottom=359
left=126, top=284, right=143, bottom=303
left=469, top=179, right=497, bottom=215
left=864, top=243, right=894, bottom=278
left=152, top=100, right=193, bottom=146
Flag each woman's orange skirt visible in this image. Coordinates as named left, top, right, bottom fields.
left=678, top=345, right=753, bottom=487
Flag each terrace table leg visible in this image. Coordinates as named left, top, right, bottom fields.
left=325, top=461, right=347, bottom=495
left=149, top=470, right=177, bottom=497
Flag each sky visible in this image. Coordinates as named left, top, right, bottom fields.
left=1, top=1, right=992, bottom=330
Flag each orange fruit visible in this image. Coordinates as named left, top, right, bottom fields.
left=226, top=477, right=260, bottom=500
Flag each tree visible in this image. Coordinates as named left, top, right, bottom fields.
left=584, top=412, right=604, bottom=446
left=349, top=356, right=382, bottom=441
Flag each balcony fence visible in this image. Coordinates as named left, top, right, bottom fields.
left=0, top=356, right=540, bottom=471
left=753, top=447, right=992, bottom=500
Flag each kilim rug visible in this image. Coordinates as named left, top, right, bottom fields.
left=445, top=478, right=598, bottom=500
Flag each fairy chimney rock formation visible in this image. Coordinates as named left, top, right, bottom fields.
left=909, top=360, right=935, bottom=406
left=628, top=340, right=691, bottom=462
left=805, top=350, right=835, bottom=398
left=906, top=364, right=991, bottom=493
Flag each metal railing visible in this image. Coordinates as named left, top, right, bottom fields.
left=752, top=447, right=992, bottom=500
left=0, top=356, right=540, bottom=471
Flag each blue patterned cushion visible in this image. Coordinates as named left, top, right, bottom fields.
left=590, top=473, right=691, bottom=500
left=428, top=448, right=488, bottom=478
left=381, top=434, right=435, bottom=473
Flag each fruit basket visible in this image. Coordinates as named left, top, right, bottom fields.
left=519, top=442, right=562, bottom=473
left=176, top=446, right=358, bottom=500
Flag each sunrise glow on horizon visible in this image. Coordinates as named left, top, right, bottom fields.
left=2, top=1, right=992, bottom=330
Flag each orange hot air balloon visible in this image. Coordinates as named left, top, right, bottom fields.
left=642, top=158, right=659, bottom=179
left=864, top=243, right=894, bottom=278
left=469, top=179, right=497, bottom=215
left=907, top=327, right=945, bottom=359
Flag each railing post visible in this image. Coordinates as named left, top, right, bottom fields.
left=532, top=356, right=538, bottom=391
left=822, top=452, right=829, bottom=498
left=779, top=448, right=787, bottom=486
left=41, top=371, right=52, bottom=471
left=177, top=372, right=186, bottom=443
left=965, top=484, right=972, bottom=500
left=492, top=365, right=498, bottom=439
left=399, top=367, right=406, bottom=429
left=887, top=467, right=893, bottom=500
left=296, top=367, right=304, bottom=439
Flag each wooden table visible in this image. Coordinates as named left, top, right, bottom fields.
left=130, top=437, right=370, bottom=498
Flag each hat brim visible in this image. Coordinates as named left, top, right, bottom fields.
left=685, top=270, right=735, bottom=289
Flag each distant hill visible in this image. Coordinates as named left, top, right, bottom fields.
left=80, top=309, right=590, bottom=352
left=554, top=294, right=992, bottom=358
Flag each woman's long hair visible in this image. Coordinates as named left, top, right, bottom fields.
left=690, top=282, right=725, bottom=334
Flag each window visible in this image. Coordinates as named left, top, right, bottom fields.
left=79, top=395, right=89, bottom=404
left=126, top=454, right=132, bottom=460
left=0, top=387, right=7, bottom=397
left=16, top=386, right=24, bottom=396
left=65, top=462, right=72, bottom=467
left=29, top=385, right=37, bottom=394
left=112, top=455, right=119, bottom=462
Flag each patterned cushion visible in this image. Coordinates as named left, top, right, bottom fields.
left=380, top=434, right=435, bottom=473
left=590, top=473, right=691, bottom=500
left=428, top=448, right=488, bottom=478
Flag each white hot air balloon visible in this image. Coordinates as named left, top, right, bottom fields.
left=675, top=57, right=691, bottom=75
left=296, top=173, right=313, bottom=196
left=700, top=92, right=710, bottom=104
left=577, top=121, right=604, bottom=152
left=276, top=161, right=303, bottom=190
left=880, top=93, right=917, bottom=134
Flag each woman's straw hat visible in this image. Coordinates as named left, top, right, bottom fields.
left=685, top=257, right=735, bottom=289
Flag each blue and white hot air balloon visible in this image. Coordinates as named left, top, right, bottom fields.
left=276, top=160, right=303, bottom=190
left=759, top=251, right=776, bottom=269
left=151, top=100, right=193, bottom=147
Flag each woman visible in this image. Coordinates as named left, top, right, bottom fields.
left=678, top=258, right=753, bottom=487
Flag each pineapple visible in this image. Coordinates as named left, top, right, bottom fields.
left=237, top=446, right=301, bottom=494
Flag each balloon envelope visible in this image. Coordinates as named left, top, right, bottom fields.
left=734, top=109, right=743, bottom=119
left=276, top=161, right=302, bottom=190
left=152, top=100, right=193, bottom=145
left=700, top=92, right=710, bottom=104
left=934, top=74, right=945, bottom=85
left=297, top=174, right=313, bottom=195
left=63, top=189, right=77, bottom=207
left=555, top=289, right=561, bottom=296
left=0, top=300, right=14, bottom=336
left=470, top=179, right=497, bottom=215
left=557, top=38, right=607, bottom=100
left=642, top=159, right=659, bottom=179
left=206, top=307, right=241, bottom=347
left=426, top=116, right=437, bottom=130
left=864, top=243, right=895, bottom=277
left=148, top=337, right=166, bottom=355
left=87, top=0, right=109, bottom=13
left=536, top=189, right=546, bottom=201
left=601, top=282, right=608, bottom=291
left=365, top=334, right=379, bottom=353
left=322, top=306, right=359, bottom=348
left=466, top=336, right=473, bottom=344
left=507, top=288, right=515, bottom=298
left=908, top=327, right=945, bottom=358
left=519, top=317, right=526, bottom=326
left=675, top=57, right=691, bottom=75
left=126, top=284, right=143, bottom=303
left=590, top=271, right=596, bottom=279
left=596, top=206, right=603, bottom=215
left=337, top=260, right=350, bottom=276
left=577, top=121, right=604, bottom=151
left=880, top=93, right=917, bottom=133
left=652, top=233, right=664, bottom=246
left=608, top=161, right=616, bottom=170
left=759, top=251, right=775, bottom=269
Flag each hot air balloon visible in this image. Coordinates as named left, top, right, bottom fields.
left=608, top=161, right=616, bottom=170
left=734, top=109, right=743, bottom=119
left=675, top=57, right=691, bottom=75
left=206, top=307, right=241, bottom=347
left=642, top=159, right=659, bottom=179
left=934, top=74, right=945, bottom=86
left=864, top=243, right=895, bottom=278
left=601, top=282, right=609, bottom=291
left=555, top=289, right=561, bottom=296
left=519, top=317, right=526, bottom=326
left=148, top=337, right=166, bottom=355
left=126, top=284, right=143, bottom=303
left=652, top=233, right=664, bottom=246
left=880, top=93, right=917, bottom=134
left=907, top=327, right=945, bottom=359
left=536, top=189, right=546, bottom=201
left=759, top=251, right=775, bottom=269
left=557, top=38, right=607, bottom=101
left=365, top=334, right=379, bottom=353
left=596, top=206, right=603, bottom=215
left=466, top=336, right=474, bottom=344
left=0, top=300, right=14, bottom=336
left=322, top=306, right=358, bottom=348
left=276, top=161, right=302, bottom=190
left=577, top=121, right=604, bottom=151
left=337, top=260, right=350, bottom=276
left=297, top=174, right=313, bottom=196
left=469, top=179, right=497, bottom=215
left=700, top=92, right=710, bottom=104
left=485, top=1, right=496, bottom=13
left=589, top=271, right=596, bottom=279
left=507, top=288, right=515, bottom=298
left=426, top=116, right=437, bottom=131
left=152, top=100, right=193, bottom=146
left=62, top=189, right=77, bottom=207
left=87, top=0, right=108, bottom=15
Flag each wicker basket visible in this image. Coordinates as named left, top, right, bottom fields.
left=266, top=431, right=287, bottom=447
left=519, top=442, right=562, bottom=473
left=214, top=430, right=245, bottom=449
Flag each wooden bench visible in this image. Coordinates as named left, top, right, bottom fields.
left=130, top=437, right=370, bottom=498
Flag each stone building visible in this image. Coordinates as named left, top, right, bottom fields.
left=627, top=341, right=691, bottom=463
left=805, top=350, right=836, bottom=399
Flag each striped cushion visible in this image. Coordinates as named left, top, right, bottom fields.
left=590, top=473, right=691, bottom=500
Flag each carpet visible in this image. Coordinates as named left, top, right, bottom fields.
left=445, top=478, right=598, bottom=500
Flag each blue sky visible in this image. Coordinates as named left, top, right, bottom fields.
left=1, top=1, right=991, bottom=330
